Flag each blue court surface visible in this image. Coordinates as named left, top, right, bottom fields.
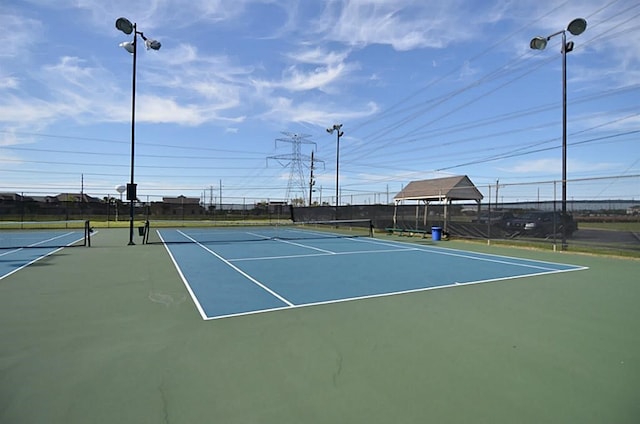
left=0, top=230, right=88, bottom=280
left=157, top=227, right=588, bottom=320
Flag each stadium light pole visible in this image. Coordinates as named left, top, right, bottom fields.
left=116, top=17, right=161, bottom=245
left=530, top=18, right=586, bottom=250
left=326, top=124, right=344, bottom=219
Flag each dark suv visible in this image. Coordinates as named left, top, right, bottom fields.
left=506, top=211, right=577, bottom=238
left=472, top=210, right=515, bottom=228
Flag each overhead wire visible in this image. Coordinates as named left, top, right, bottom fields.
left=333, top=2, right=640, bottom=182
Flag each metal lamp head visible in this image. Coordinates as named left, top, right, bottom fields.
left=145, top=39, right=161, bottom=50
left=119, top=41, right=135, bottom=54
left=567, top=18, right=587, bottom=36
left=115, top=17, right=134, bottom=35
left=530, top=36, right=548, bottom=50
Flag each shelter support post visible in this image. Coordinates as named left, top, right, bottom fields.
left=423, top=200, right=429, bottom=228
left=393, top=200, right=399, bottom=228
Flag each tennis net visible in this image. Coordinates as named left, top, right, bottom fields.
left=0, top=220, right=92, bottom=249
left=142, top=219, right=373, bottom=245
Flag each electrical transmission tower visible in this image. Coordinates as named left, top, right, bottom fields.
left=267, top=132, right=317, bottom=205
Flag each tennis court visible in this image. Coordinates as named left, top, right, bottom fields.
left=0, top=222, right=90, bottom=280
left=1, top=226, right=638, bottom=424
left=150, top=223, right=587, bottom=320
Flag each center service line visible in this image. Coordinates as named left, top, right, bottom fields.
left=177, top=230, right=295, bottom=307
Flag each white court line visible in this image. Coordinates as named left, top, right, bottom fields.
left=195, top=230, right=338, bottom=256
left=0, top=232, right=86, bottom=281
left=271, top=238, right=336, bottom=254
left=202, top=266, right=581, bottom=321
left=230, top=247, right=418, bottom=262
left=158, top=231, right=209, bottom=320
left=176, top=230, right=295, bottom=307
left=161, top=229, right=587, bottom=321
left=351, top=236, right=589, bottom=272
left=0, top=231, right=77, bottom=256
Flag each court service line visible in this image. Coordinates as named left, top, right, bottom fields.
left=270, top=238, right=336, bottom=254
left=176, top=230, right=295, bottom=307
left=245, top=231, right=337, bottom=254
left=229, top=247, right=418, bottom=262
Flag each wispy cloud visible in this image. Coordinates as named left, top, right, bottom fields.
left=286, top=47, right=351, bottom=66
left=260, top=97, right=378, bottom=126
left=311, top=1, right=490, bottom=51
left=254, top=62, right=358, bottom=92
left=0, top=11, right=42, bottom=59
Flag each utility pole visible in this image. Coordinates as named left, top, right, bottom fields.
left=308, top=151, right=315, bottom=206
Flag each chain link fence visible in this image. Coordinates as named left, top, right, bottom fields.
left=2, top=175, right=638, bottom=253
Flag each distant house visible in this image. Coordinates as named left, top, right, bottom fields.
left=162, top=196, right=201, bottom=205
left=0, top=193, right=28, bottom=202
left=627, top=205, right=640, bottom=215
left=157, top=196, right=203, bottom=216
left=52, top=193, right=101, bottom=203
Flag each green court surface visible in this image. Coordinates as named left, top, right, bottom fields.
left=0, top=228, right=638, bottom=423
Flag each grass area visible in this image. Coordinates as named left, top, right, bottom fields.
left=577, top=221, right=640, bottom=231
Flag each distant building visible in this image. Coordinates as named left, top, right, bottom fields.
left=154, top=196, right=204, bottom=216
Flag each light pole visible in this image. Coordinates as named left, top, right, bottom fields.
left=530, top=18, right=586, bottom=250
left=115, top=17, right=161, bottom=245
left=326, top=124, right=344, bottom=219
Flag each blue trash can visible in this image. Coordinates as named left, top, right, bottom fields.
left=431, top=226, right=442, bottom=241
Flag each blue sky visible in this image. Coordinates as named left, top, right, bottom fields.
left=1, top=0, right=638, bottom=206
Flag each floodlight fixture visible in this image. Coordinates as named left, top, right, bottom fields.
left=115, top=17, right=134, bottom=35
left=145, top=39, right=161, bottom=50
left=326, top=123, right=344, bottom=214
left=567, top=18, right=587, bottom=36
left=119, top=41, right=135, bottom=54
left=116, top=17, right=161, bottom=245
left=529, top=18, right=586, bottom=250
left=529, top=36, right=547, bottom=50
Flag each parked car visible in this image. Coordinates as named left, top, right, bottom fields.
left=472, top=210, right=515, bottom=228
left=506, top=211, right=577, bottom=237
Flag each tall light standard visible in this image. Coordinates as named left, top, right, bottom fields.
left=530, top=18, right=586, bottom=250
left=326, top=124, right=344, bottom=219
left=115, top=17, right=161, bottom=245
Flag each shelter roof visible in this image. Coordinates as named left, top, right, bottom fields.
left=394, top=175, right=483, bottom=202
